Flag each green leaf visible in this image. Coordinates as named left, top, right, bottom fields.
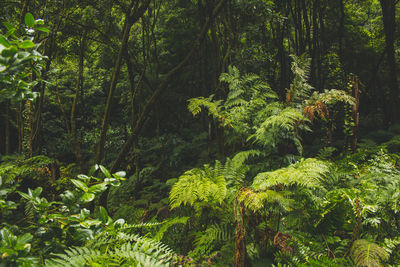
left=19, top=40, right=35, bottom=49
left=16, top=233, right=33, bottom=246
left=115, top=171, right=126, bottom=177
left=71, top=179, right=88, bottom=192
left=0, top=35, right=10, bottom=48
left=34, top=19, right=45, bottom=25
left=77, top=174, right=90, bottom=182
left=80, top=192, right=95, bottom=203
left=0, top=228, right=16, bottom=247
left=88, top=183, right=107, bottom=194
left=98, top=206, right=111, bottom=224
left=99, top=165, right=111, bottom=178
left=88, top=164, right=99, bottom=176
left=18, top=191, right=32, bottom=200
left=3, top=22, right=14, bottom=31
left=1, top=46, right=17, bottom=58
left=36, top=26, right=50, bottom=33
left=24, top=13, right=35, bottom=28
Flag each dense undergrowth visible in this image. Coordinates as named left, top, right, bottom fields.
left=2, top=39, right=400, bottom=266
left=2, top=5, right=400, bottom=266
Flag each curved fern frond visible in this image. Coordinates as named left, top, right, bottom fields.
left=253, top=158, right=330, bottom=191
left=238, top=187, right=293, bottom=212
left=350, top=239, right=389, bottom=267
left=169, top=163, right=227, bottom=209
left=191, top=223, right=234, bottom=256
left=45, top=247, right=103, bottom=267
left=46, top=233, right=174, bottom=267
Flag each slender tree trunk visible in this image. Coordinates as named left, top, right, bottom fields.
left=350, top=76, right=360, bottom=152
left=95, top=0, right=151, bottom=164
left=338, top=0, right=345, bottom=60
left=379, top=0, right=399, bottom=123
left=5, top=102, right=10, bottom=155
left=23, top=100, right=33, bottom=158
left=70, top=30, right=87, bottom=171
left=110, top=0, right=228, bottom=174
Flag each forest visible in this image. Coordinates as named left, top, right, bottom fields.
left=1, top=0, right=400, bottom=266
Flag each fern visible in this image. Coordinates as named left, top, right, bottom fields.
left=238, top=187, right=293, bottom=212
left=169, top=162, right=227, bottom=209
left=169, top=151, right=260, bottom=209
left=287, top=54, right=313, bottom=106
left=253, top=158, right=330, bottom=191
left=190, top=223, right=234, bottom=258
left=45, top=247, right=102, bottom=267
left=46, top=232, right=174, bottom=267
left=350, top=239, right=389, bottom=267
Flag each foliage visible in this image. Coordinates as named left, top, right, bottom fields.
left=0, top=13, right=47, bottom=102
left=350, top=239, right=389, bottom=267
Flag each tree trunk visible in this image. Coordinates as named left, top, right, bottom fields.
left=70, top=30, right=87, bottom=171
left=95, top=0, right=151, bottom=164
left=5, top=102, right=10, bottom=155
left=379, top=0, right=399, bottom=123
left=110, top=0, right=228, bottom=174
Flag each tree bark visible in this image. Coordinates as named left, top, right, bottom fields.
left=379, top=0, right=399, bottom=123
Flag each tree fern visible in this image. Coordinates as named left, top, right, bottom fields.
left=350, top=239, right=389, bottom=267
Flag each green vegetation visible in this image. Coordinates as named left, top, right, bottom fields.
left=1, top=1, right=400, bottom=266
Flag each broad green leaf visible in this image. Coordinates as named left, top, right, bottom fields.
left=19, top=40, right=35, bottom=49
left=0, top=35, right=10, bottom=48
left=71, top=179, right=88, bottom=192
left=99, top=206, right=111, bottom=224
left=1, top=46, right=17, bottom=58
left=80, top=192, right=95, bottom=202
left=115, top=171, right=126, bottom=177
left=88, top=183, right=107, bottom=194
left=88, top=164, right=99, bottom=176
left=24, top=13, right=35, bottom=28
left=77, top=174, right=90, bottom=182
left=34, top=19, right=45, bottom=25
left=0, top=228, right=16, bottom=247
left=99, top=165, right=111, bottom=178
left=36, top=26, right=50, bottom=33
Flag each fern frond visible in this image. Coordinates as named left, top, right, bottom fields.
left=45, top=247, right=102, bottom=267
left=253, top=158, right=330, bottom=191
left=238, top=187, right=293, bottom=212
left=192, top=223, right=234, bottom=256
left=153, top=216, right=189, bottom=241
left=287, top=54, right=313, bottom=105
left=169, top=163, right=227, bottom=209
left=231, top=150, right=262, bottom=166
left=350, top=239, right=389, bottom=267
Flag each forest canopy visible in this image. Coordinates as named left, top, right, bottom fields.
left=1, top=0, right=400, bottom=266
